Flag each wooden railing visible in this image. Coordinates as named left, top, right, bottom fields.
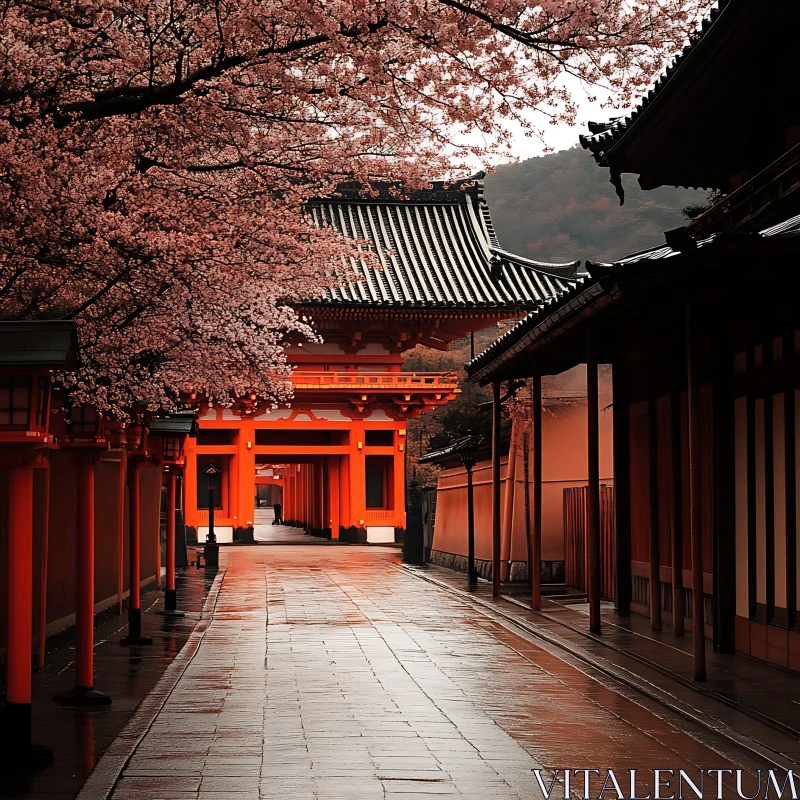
left=291, top=371, right=459, bottom=390
left=563, top=485, right=615, bottom=599
left=366, top=509, right=394, bottom=520
left=687, top=142, right=800, bottom=238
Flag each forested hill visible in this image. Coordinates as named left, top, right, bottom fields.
left=484, top=146, right=704, bottom=264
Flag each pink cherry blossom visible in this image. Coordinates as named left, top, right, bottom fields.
left=0, top=0, right=703, bottom=415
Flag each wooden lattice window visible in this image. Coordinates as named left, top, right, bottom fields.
left=0, top=376, right=32, bottom=428
left=69, top=404, right=99, bottom=439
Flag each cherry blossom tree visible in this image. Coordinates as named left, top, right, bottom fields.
left=0, top=0, right=704, bottom=414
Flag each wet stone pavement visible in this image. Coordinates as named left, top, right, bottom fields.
left=106, top=546, right=766, bottom=800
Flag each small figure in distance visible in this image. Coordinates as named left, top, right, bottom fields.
left=273, top=502, right=283, bottom=526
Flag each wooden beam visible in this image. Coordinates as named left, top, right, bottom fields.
left=492, top=380, right=502, bottom=598
left=254, top=445, right=350, bottom=456
left=686, top=297, right=707, bottom=682
left=587, top=333, right=602, bottom=634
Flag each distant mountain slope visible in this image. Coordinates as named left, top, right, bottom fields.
left=484, top=146, right=705, bottom=264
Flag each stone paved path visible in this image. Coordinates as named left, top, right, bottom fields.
left=253, top=508, right=313, bottom=544
left=108, top=547, right=764, bottom=800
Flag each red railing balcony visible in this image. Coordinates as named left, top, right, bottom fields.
left=290, top=371, right=460, bottom=392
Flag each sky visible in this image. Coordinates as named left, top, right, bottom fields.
left=466, top=75, right=619, bottom=170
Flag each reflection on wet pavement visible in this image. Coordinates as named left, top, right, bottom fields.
left=0, top=569, right=214, bottom=800
left=108, top=546, right=766, bottom=800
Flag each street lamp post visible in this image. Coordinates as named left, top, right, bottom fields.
left=459, top=434, right=481, bottom=589
left=202, top=462, right=220, bottom=569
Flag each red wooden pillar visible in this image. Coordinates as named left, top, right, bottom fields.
left=5, top=466, right=47, bottom=761
left=116, top=434, right=127, bottom=614
left=121, top=459, right=153, bottom=646
left=350, top=423, right=366, bottom=533
left=55, top=460, right=111, bottom=705
left=286, top=470, right=294, bottom=523
left=37, top=460, right=51, bottom=671
left=330, top=457, right=340, bottom=540
left=315, top=459, right=324, bottom=532
left=393, top=435, right=406, bottom=531
left=303, top=464, right=310, bottom=527
left=340, top=455, right=351, bottom=530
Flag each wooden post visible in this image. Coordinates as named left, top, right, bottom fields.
left=7, top=466, right=35, bottom=744
left=393, top=439, right=406, bottom=531
left=55, top=460, right=111, bottom=704
left=238, top=420, right=256, bottom=529
left=340, top=456, right=350, bottom=531
left=671, top=388, right=685, bottom=636
left=686, top=297, right=706, bottom=681
left=648, top=394, right=662, bottom=631
left=117, top=439, right=127, bottom=614
left=121, top=458, right=152, bottom=646
left=612, top=362, right=632, bottom=615
left=8, top=463, right=52, bottom=761
left=37, top=461, right=51, bottom=670
left=501, top=419, right=518, bottom=581
left=164, top=471, right=180, bottom=613
left=532, top=371, right=543, bottom=610
left=467, top=464, right=477, bottom=585
left=183, top=440, right=197, bottom=532
left=75, top=463, right=95, bottom=689
left=350, top=423, right=366, bottom=533
left=492, top=380, right=502, bottom=598
left=587, top=335, right=602, bottom=634
left=330, top=456, right=340, bottom=540
left=523, top=428, right=532, bottom=591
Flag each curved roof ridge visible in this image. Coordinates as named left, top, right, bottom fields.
left=579, top=0, right=730, bottom=165
left=491, top=246, right=582, bottom=276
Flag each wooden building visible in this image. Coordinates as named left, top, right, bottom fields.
left=183, top=179, right=581, bottom=545
left=0, top=322, right=196, bottom=759
left=421, top=366, right=613, bottom=586
left=467, top=0, right=800, bottom=678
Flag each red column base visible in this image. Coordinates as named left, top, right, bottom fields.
left=53, top=687, right=111, bottom=706
left=0, top=702, right=53, bottom=767
left=120, top=608, right=153, bottom=646
left=156, top=589, right=185, bottom=617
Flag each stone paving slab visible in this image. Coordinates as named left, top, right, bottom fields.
left=407, top=563, right=800, bottom=767
left=102, top=546, right=770, bottom=800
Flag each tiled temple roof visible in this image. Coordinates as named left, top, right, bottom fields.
left=307, top=178, right=581, bottom=309
left=579, top=1, right=731, bottom=169
left=466, top=213, right=800, bottom=383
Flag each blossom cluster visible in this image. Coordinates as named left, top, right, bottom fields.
left=0, top=0, right=701, bottom=415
